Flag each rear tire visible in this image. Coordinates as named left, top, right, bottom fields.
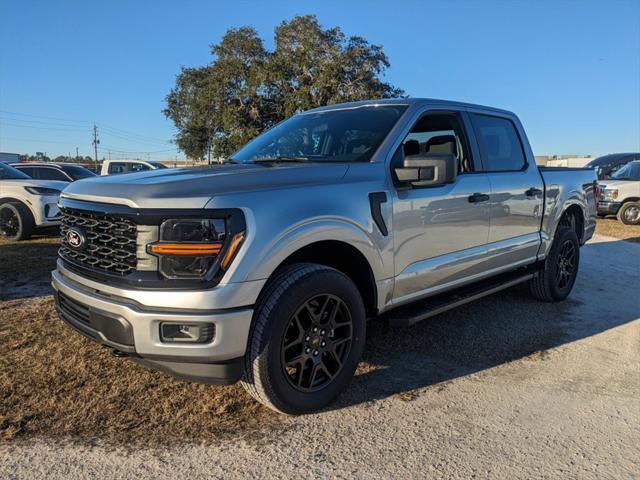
left=529, top=227, right=580, bottom=302
left=617, top=201, right=640, bottom=225
left=241, top=263, right=366, bottom=414
left=0, top=202, right=34, bottom=241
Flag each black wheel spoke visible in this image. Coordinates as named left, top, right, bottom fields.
left=308, top=362, right=322, bottom=388
left=555, top=239, right=579, bottom=290
left=280, top=293, right=353, bottom=393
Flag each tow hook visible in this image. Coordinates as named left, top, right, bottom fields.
left=111, top=349, right=129, bottom=358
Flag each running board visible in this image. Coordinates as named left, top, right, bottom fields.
left=385, top=269, right=535, bottom=328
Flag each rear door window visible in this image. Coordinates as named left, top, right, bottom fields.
left=470, top=114, right=527, bottom=172
left=108, top=162, right=128, bottom=174
left=38, top=167, right=69, bottom=181
left=17, top=166, right=39, bottom=179
left=129, top=163, right=150, bottom=172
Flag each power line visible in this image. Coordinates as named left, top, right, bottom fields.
left=0, top=110, right=90, bottom=124
left=0, top=111, right=176, bottom=143
left=0, top=121, right=89, bottom=132
left=98, top=145, right=178, bottom=154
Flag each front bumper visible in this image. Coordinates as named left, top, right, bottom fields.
left=51, top=268, right=254, bottom=385
left=597, top=201, right=622, bottom=216
left=33, top=195, right=61, bottom=226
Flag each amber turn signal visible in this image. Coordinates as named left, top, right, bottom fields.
left=148, top=243, right=222, bottom=256
left=221, top=232, right=245, bottom=269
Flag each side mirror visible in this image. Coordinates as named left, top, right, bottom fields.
left=395, top=153, right=458, bottom=187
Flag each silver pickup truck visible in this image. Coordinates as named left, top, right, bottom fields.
left=52, top=99, right=597, bottom=414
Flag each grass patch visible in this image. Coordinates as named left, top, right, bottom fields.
left=595, top=218, right=640, bottom=243
left=0, top=296, right=279, bottom=446
left=0, top=236, right=60, bottom=300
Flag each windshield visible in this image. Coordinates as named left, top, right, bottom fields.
left=611, top=162, right=640, bottom=181
left=61, top=165, right=96, bottom=180
left=0, top=162, right=30, bottom=180
left=231, top=105, right=408, bottom=163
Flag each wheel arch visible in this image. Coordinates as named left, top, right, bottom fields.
left=558, top=203, right=585, bottom=243
left=0, top=197, right=37, bottom=220
left=273, top=240, right=378, bottom=317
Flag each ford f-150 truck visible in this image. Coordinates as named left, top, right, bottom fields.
left=52, top=99, right=597, bottom=414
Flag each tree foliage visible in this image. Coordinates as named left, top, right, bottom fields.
left=164, top=15, right=403, bottom=159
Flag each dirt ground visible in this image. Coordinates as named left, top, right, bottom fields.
left=0, top=225, right=639, bottom=479
left=595, top=217, right=640, bottom=243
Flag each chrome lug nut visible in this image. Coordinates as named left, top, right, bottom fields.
left=321, top=341, right=326, bottom=347
left=313, top=350, right=319, bottom=356
left=305, top=347, right=311, bottom=354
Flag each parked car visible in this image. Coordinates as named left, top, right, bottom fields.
left=585, top=152, right=640, bottom=180
left=0, top=162, right=66, bottom=240
left=100, top=159, right=168, bottom=175
left=11, top=162, right=96, bottom=182
left=598, top=160, right=640, bottom=224
left=52, top=98, right=597, bottom=414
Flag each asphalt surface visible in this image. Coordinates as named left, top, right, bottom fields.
left=2, top=234, right=639, bottom=479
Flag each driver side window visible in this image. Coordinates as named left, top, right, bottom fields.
left=399, top=112, right=474, bottom=174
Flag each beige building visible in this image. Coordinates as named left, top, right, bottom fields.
left=535, top=155, right=594, bottom=167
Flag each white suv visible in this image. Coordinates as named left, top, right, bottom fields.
left=0, top=162, right=67, bottom=240
left=598, top=160, right=640, bottom=225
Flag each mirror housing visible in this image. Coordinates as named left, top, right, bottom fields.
left=395, top=153, right=458, bottom=187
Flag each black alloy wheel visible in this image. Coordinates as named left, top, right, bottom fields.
left=281, top=294, right=353, bottom=392
left=555, top=239, right=577, bottom=290
left=0, top=206, right=19, bottom=239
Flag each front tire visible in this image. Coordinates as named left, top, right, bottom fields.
left=0, top=202, right=34, bottom=241
left=529, top=227, right=580, bottom=302
left=241, top=263, right=366, bottom=414
left=617, top=201, right=640, bottom=225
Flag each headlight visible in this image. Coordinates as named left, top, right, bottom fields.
left=24, top=186, right=60, bottom=195
left=602, top=189, right=618, bottom=200
left=147, top=217, right=245, bottom=279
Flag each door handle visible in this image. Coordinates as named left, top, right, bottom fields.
left=468, top=193, right=490, bottom=203
left=525, top=187, right=543, bottom=197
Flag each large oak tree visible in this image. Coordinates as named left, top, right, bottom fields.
left=164, top=15, right=403, bottom=160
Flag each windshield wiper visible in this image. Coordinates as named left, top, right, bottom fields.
left=253, top=156, right=309, bottom=163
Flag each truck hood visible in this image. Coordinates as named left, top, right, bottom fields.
left=599, top=179, right=640, bottom=190
left=61, top=163, right=350, bottom=208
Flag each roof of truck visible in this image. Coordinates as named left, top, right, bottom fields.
left=11, top=162, right=91, bottom=168
left=303, top=98, right=514, bottom=115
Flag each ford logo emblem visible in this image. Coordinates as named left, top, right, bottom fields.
left=66, top=227, right=87, bottom=250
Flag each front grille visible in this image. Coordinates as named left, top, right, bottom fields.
left=59, top=207, right=138, bottom=275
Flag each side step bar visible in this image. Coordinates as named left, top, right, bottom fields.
left=384, top=268, right=536, bottom=328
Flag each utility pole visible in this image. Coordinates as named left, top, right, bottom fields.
left=75, top=146, right=79, bottom=162
left=92, top=124, right=100, bottom=169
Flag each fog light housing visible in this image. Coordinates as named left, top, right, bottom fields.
left=160, top=322, right=214, bottom=343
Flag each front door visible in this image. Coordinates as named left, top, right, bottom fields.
left=391, top=111, right=491, bottom=305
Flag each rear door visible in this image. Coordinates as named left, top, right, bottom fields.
left=468, top=111, right=544, bottom=271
